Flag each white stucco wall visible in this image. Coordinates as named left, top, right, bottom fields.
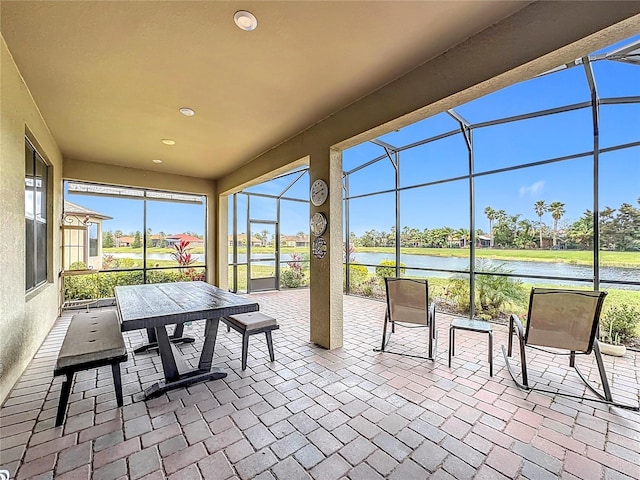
left=0, top=37, right=64, bottom=403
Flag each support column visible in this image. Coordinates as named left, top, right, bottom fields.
left=309, top=148, right=343, bottom=349
left=215, top=194, right=229, bottom=289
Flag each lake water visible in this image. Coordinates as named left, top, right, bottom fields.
left=112, top=252, right=640, bottom=288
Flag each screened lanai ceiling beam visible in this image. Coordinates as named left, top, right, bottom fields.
left=370, top=138, right=398, bottom=152
left=447, top=109, right=472, bottom=150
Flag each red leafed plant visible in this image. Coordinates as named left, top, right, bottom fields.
left=170, top=240, right=196, bottom=268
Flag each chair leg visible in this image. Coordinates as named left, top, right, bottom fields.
left=592, top=341, right=613, bottom=402
left=111, top=362, right=124, bottom=407
left=379, top=312, right=390, bottom=351
left=241, top=333, right=249, bottom=371
left=56, top=372, right=74, bottom=427
left=265, top=331, right=275, bottom=362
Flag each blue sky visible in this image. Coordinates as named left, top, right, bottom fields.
left=65, top=35, right=640, bottom=239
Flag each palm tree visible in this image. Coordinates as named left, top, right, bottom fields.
left=547, top=201, right=566, bottom=247
left=484, top=207, right=496, bottom=247
left=534, top=200, right=546, bottom=248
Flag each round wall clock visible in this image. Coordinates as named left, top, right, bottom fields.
left=310, top=212, right=328, bottom=237
left=310, top=178, right=328, bottom=207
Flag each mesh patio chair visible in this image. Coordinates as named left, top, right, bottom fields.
left=503, top=287, right=638, bottom=411
left=374, top=277, right=437, bottom=360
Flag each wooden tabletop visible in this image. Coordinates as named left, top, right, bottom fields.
left=115, top=281, right=259, bottom=332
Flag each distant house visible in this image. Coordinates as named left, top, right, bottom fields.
left=165, top=234, right=204, bottom=248
left=476, top=235, right=491, bottom=248
left=281, top=234, right=310, bottom=247
left=62, top=200, right=112, bottom=270
left=118, top=235, right=134, bottom=247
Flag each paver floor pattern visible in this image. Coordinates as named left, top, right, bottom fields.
left=0, top=289, right=639, bottom=479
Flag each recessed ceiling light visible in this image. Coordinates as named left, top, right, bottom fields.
left=234, top=10, right=258, bottom=31
left=161, top=139, right=176, bottom=145
left=179, top=107, right=195, bottom=117
left=152, top=159, right=163, bottom=164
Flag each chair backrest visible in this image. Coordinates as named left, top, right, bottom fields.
left=385, top=277, right=428, bottom=325
left=525, top=288, right=607, bottom=353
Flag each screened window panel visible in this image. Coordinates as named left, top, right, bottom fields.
left=343, top=142, right=386, bottom=172
left=599, top=104, right=640, bottom=149
left=592, top=59, right=640, bottom=98
left=376, top=112, right=459, bottom=146
left=474, top=109, right=593, bottom=173
left=346, top=155, right=396, bottom=198
left=399, top=133, right=468, bottom=188
left=455, top=66, right=590, bottom=123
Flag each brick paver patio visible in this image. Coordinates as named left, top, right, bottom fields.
left=1, top=289, right=639, bottom=479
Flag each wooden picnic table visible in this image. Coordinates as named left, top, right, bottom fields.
left=115, top=281, right=258, bottom=399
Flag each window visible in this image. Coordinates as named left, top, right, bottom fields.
left=25, top=139, right=48, bottom=291
left=89, top=223, right=98, bottom=257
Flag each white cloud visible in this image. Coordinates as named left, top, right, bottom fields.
left=519, top=180, right=545, bottom=197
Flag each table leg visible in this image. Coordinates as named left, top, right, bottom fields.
left=143, top=319, right=226, bottom=400
left=133, top=325, right=195, bottom=354
left=198, top=318, right=220, bottom=371
left=155, top=326, right=180, bottom=382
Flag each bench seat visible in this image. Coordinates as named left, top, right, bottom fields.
left=54, top=310, right=127, bottom=426
left=221, top=312, right=279, bottom=371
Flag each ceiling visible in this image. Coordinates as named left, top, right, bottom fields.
left=1, top=1, right=527, bottom=179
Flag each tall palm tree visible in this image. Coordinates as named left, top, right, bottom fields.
left=484, top=207, right=496, bottom=247
left=534, top=200, right=547, bottom=248
left=547, top=201, right=566, bottom=247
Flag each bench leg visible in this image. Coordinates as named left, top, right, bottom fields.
left=56, top=372, right=74, bottom=427
left=265, top=331, right=275, bottom=362
left=488, top=331, right=494, bottom=377
left=111, top=362, right=124, bottom=407
left=241, top=333, right=250, bottom=371
left=448, top=327, right=455, bottom=368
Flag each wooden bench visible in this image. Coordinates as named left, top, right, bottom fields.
left=221, top=312, right=279, bottom=371
left=54, top=310, right=128, bottom=426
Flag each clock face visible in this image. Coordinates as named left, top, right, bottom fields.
left=310, top=179, right=328, bottom=206
left=310, top=212, right=328, bottom=237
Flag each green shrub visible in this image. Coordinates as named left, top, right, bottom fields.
left=375, top=259, right=406, bottom=278
left=445, top=262, right=527, bottom=317
left=600, top=304, right=640, bottom=345
left=476, top=264, right=527, bottom=316
left=344, top=264, right=369, bottom=290
left=280, top=268, right=306, bottom=288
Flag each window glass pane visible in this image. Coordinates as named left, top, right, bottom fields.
left=599, top=104, right=640, bottom=149
left=474, top=109, right=593, bottom=173
left=399, top=133, right=468, bottom=188
left=89, top=223, right=98, bottom=257
left=25, top=144, right=34, bottom=290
